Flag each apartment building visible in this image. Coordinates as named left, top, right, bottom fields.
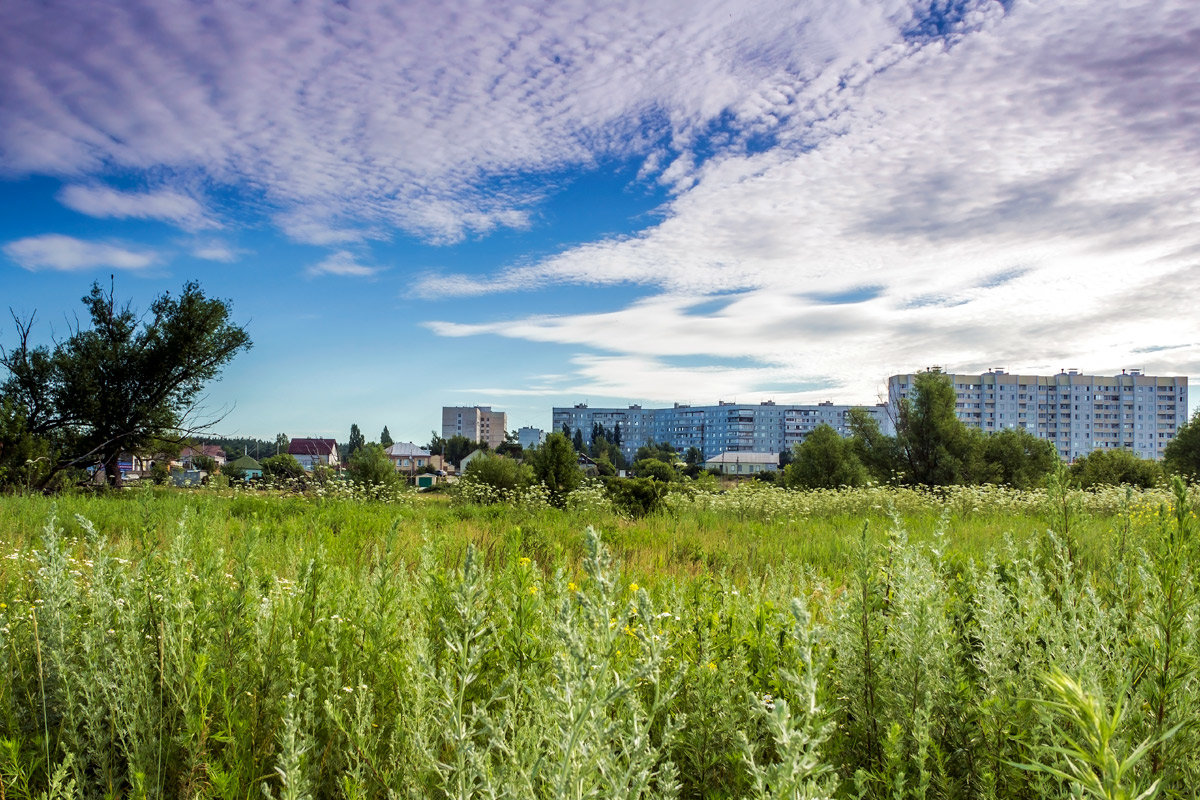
left=886, top=369, right=1189, bottom=461
left=552, top=401, right=893, bottom=462
left=442, top=406, right=509, bottom=449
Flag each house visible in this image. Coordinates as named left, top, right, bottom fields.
left=703, top=452, right=781, bottom=476
left=225, top=455, right=263, bottom=480
left=459, top=449, right=487, bottom=471
left=386, top=442, right=433, bottom=474
left=288, top=438, right=340, bottom=470
left=180, top=445, right=227, bottom=469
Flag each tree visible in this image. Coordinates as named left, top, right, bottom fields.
left=347, top=442, right=399, bottom=488
left=895, top=369, right=982, bottom=486
left=632, top=458, right=676, bottom=483
left=783, top=424, right=868, bottom=489
left=1070, top=449, right=1163, bottom=489
left=260, top=453, right=304, bottom=480
left=528, top=432, right=582, bottom=507
left=846, top=407, right=904, bottom=484
left=380, top=426, right=394, bottom=448
left=495, top=430, right=523, bottom=459
left=636, top=442, right=678, bottom=465
left=462, top=452, right=530, bottom=499
left=572, top=427, right=585, bottom=453
left=0, top=281, right=251, bottom=489
left=979, top=427, right=1059, bottom=489
left=347, top=424, right=365, bottom=460
left=1164, top=410, right=1200, bottom=482
left=275, top=433, right=289, bottom=455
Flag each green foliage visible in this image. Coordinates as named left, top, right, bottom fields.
left=0, top=397, right=56, bottom=491
left=379, top=426, right=393, bottom=448
left=0, top=281, right=250, bottom=489
left=636, top=441, right=679, bottom=465
left=1071, top=449, right=1163, bottom=489
left=632, top=457, right=676, bottom=482
left=190, top=454, right=217, bottom=474
left=896, top=369, right=982, bottom=486
left=461, top=453, right=530, bottom=499
left=980, top=426, right=1059, bottom=489
left=347, top=442, right=399, bottom=487
left=347, top=423, right=365, bottom=461
left=528, top=432, right=583, bottom=508
left=606, top=476, right=669, bottom=518
left=1163, top=410, right=1200, bottom=483
left=1, top=484, right=1199, bottom=798
left=784, top=424, right=868, bottom=489
left=427, top=433, right=482, bottom=468
left=261, top=452, right=305, bottom=479
left=847, top=407, right=904, bottom=484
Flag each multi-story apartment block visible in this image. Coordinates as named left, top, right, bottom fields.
left=552, top=401, right=893, bottom=462
left=887, top=369, right=1189, bottom=461
left=442, top=406, right=509, bottom=450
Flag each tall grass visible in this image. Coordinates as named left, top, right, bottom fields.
left=0, top=480, right=1196, bottom=798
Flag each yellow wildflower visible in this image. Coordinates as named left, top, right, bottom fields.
left=528, top=585, right=538, bottom=596
left=568, top=581, right=578, bottom=592
left=519, top=557, right=531, bottom=566
left=630, top=583, right=639, bottom=592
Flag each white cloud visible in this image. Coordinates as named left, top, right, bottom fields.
left=0, top=0, right=917, bottom=243
left=58, top=184, right=217, bottom=230
left=190, top=241, right=242, bottom=262
left=3, top=234, right=158, bottom=272
left=306, top=251, right=381, bottom=278
left=419, top=0, right=1200, bottom=400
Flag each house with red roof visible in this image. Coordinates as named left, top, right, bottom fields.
left=288, top=438, right=340, bottom=470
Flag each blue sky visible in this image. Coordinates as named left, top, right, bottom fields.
left=2, top=0, right=1198, bottom=446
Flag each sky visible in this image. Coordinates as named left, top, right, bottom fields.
left=1, top=0, right=1198, bottom=447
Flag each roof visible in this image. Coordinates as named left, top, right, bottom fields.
left=385, top=442, right=431, bottom=457
left=227, top=455, right=262, bottom=470
left=704, top=452, right=782, bottom=466
left=288, top=438, right=338, bottom=456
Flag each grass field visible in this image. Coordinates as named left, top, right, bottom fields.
left=0, top=480, right=1196, bottom=799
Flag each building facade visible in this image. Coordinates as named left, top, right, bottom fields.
left=552, top=401, right=893, bottom=462
left=442, top=406, right=509, bottom=449
left=516, top=426, right=546, bottom=450
left=886, top=370, right=1189, bottom=461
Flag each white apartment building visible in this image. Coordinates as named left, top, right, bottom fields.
left=442, top=406, right=509, bottom=449
left=887, top=369, right=1189, bottom=461
left=552, top=401, right=893, bottom=462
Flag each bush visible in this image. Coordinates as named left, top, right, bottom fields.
left=347, top=443, right=399, bottom=488
left=462, top=453, right=530, bottom=497
left=606, top=476, right=669, bottom=517
left=1070, top=448, right=1162, bottom=489
left=260, top=453, right=305, bottom=480
left=149, top=462, right=170, bottom=485
left=632, top=458, right=676, bottom=482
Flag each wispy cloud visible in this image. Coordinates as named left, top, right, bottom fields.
left=418, top=0, right=1200, bottom=401
left=306, top=251, right=381, bottom=278
left=3, top=234, right=158, bottom=272
left=190, top=241, right=242, bottom=263
left=0, top=0, right=919, bottom=244
left=58, top=185, right=217, bottom=230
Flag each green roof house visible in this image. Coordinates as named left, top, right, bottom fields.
left=226, top=455, right=263, bottom=480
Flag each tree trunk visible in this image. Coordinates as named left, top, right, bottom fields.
left=104, top=457, right=123, bottom=489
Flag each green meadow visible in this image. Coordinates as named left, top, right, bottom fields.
left=0, top=480, right=1196, bottom=799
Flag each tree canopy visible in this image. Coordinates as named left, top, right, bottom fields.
left=527, top=432, right=582, bottom=507
left=1164, top=410, right=1200, bottom=482
left=0, top=281, right=250, bottom=489
left=784, top=424, right=868, bottom=489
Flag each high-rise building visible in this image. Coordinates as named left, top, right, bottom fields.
left=551, top=400, right=893, bottom=462
left=442, top=406, right=508, bottom=449
left=886, top=369, right=1188, bottom=461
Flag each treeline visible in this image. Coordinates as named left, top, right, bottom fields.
left=784, top=369, right=1200, bottom=491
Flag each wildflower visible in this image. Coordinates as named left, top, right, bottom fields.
left=519, top=557, right=531, bottom=566
left=568, top=582, right=578, bottom=592
left=707, top=662, right=717, bottom=671
left=343, top=686, right=354, bottom=693
left=528, top=585, right=538, bottom=596
left=0, top=603, right=6, bottom=610
left=630, top=583, right=639, bottom=592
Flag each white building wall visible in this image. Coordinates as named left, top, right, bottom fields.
left=887, top=370, right=1188, bottom=461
